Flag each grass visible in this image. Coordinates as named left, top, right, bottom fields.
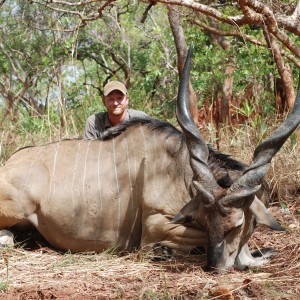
left=0, top=251, right=9, bottom=293
left=0, top=236, right=299, bottom=299
left=0, top=282, right=8, bottom=293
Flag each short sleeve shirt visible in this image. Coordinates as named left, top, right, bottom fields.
left=84, top=109, right=148, bottom=139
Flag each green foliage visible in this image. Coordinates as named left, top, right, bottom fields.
left=231, top=100, right=255, bottom=118
left=0, top=281, right=9, bottom=292
left=0, top=0, right=298, bottom=146
left=17, top=106, right=58, bottom=135
left=290, top=131, right=299, bottom=146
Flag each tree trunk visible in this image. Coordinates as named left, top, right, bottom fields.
left=55, top=64, right=68, bottom=138
left=167, top=5, right=198, bottom=125
left=206, top=20, right=234, bottom=125
left=263, top=30, right=295, bottom=110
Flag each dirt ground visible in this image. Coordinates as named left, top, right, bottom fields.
left=0, top=202, right=299, bottom=300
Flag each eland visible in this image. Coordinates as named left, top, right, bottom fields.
left=0, top=45, right=299, bottom=272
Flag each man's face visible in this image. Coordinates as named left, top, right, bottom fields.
left=103, top=90, right=129, bottom=116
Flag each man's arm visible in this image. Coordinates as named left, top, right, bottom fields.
left=84, top=115, right=97, bottom=139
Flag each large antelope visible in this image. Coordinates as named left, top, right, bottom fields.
left=0, top=46, right=299, bottom=272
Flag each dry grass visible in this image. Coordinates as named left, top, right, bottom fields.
left=0, top=220, right=299, bottom=299
left=0, top=122, right=299, bottom=299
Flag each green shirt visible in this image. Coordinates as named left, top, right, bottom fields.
left=84, top=109, right=148, bottom=139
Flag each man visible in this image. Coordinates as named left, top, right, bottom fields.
left=84, top=81, right=148, bottom=139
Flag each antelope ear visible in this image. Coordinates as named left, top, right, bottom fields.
left=250, top=197, right=285, bottom=231
left=169, top=196, right=200, bottom=224
left=193, top=181, right=214, bottom=205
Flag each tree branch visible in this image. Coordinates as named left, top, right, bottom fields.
left=155, top=0, right=300, bottom=60
left=191, top=19, right=264, bottom=46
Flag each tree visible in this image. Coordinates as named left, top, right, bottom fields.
left=154, top=0, right=300, bottom=110
left=24, top=0, right=300, bottom=119
left=0, top=2, right=71, bottom=126
left=1, top=0, right=299, bottom=140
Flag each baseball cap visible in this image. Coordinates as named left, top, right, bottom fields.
left=103, top=81, right=127, bottom=96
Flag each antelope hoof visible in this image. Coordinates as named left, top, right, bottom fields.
left=0, top=230, right=14, bottom=248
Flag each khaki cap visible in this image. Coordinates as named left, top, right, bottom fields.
left=103, top=81, right=127, bottom=96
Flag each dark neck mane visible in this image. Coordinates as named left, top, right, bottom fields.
left=101, top=117, right=246, bottom=171
left=100, top=117, right=182, bottom=140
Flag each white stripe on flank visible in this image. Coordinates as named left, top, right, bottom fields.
left=112, top=138, right=120, bottom=239
left=35, top=147, right=43, bottom=161
left=161, top=138, right=168, bottom=171
left=122, top=133, right=136, bottom=249
left=82, top=140, right=91, bottom=224
left=152, top=130, right=157, bottom=176
left=71, top=140, right=82, bottom=219
left=47, top=143, right=59, bottom=210
left=123, top=133, right=132, bottom=200
left=140, top=125, right=147, bottom=159
left=96, top=140, right=103, bottom=236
